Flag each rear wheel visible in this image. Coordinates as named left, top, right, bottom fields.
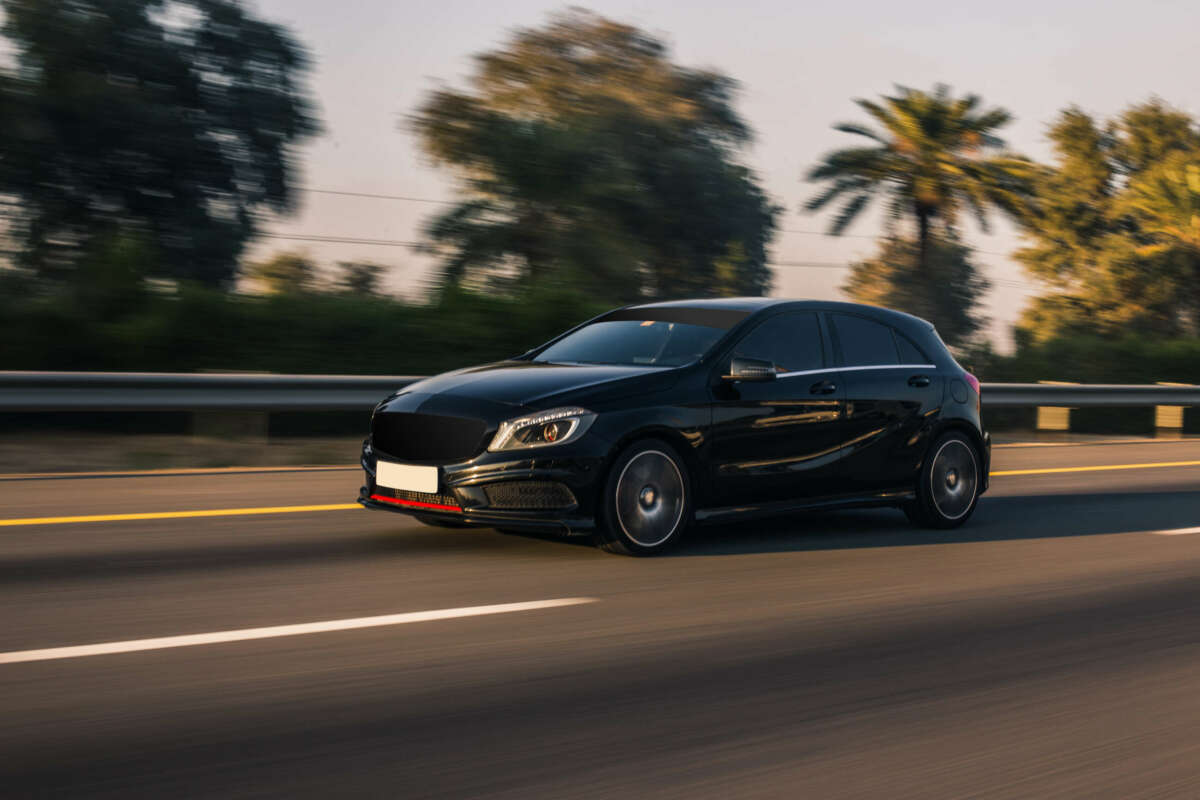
left=596, top=439, right=692, bottom=556
left=906, top=431, right=981, bottom=529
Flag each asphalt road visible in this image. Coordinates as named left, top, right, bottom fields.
left=3, top=440, right=1200, bottom=798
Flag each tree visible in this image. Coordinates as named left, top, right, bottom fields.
left=412, top=9, right=778, bottom=303
left=1015, top=100, right=1200, bottom=340
left=805, top=85, right=1034, bottom=271
left=842, top=235, right=990, bottom=347
left=246, top=251, right=318, bottom=294
left=0, top=0, right=319, bottom=288
left=335, top=261, right=387, bottom=296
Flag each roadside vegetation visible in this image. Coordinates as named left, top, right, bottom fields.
left=1, top=3, right=1199, bottom=386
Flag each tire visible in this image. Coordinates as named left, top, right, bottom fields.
left=595, top=439, right=693, bottom=556
left=906, top=431, right=981, bottom=529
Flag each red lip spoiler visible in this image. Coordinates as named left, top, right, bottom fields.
left=369, top=494, right=461, bottom=512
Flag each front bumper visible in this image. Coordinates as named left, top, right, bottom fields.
left=357, top=437, right=607, bottom=534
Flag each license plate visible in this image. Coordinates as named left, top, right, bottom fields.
left=375, top=461, right=438, bottom=494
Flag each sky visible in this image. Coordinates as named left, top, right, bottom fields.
left=251, top=0, right=1200, bottom=351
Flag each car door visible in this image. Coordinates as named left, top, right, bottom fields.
left=827, top=312, right=943, bottom=493
left=708, top=311, right=846, bottom=507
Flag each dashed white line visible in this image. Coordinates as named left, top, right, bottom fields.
left=0, top=598, right=598, bottom=665
left=1149, top=527, right=1200, bottom=536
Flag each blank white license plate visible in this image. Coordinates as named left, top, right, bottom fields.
left=375, top=461, right=438, bottom=494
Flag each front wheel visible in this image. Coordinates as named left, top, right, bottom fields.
left=905, top=431, right=981, bottom=529
left=596, top=439, right=692, bottom=556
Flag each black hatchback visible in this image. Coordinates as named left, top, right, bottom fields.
left=359, top=299, right=989, bottom=555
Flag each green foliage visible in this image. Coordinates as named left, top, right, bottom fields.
left=964, top=330, right=1200, bottom=435
left=1016, top=100, right=1200, bottom=340
left=246, top=251, right=319, bottom=294
left=841, top=235, right=990, bottom=348
left=0, top=281, right=609, bottom=374
left=806, top=85, right=1035, bottom=270
left=334, top=261, right=387, bottom=296
left=412, top=9, right=778, bottom=303
left=978, top=333, right=1200, bottom=388
left=0, top=0, right=319, bottom=287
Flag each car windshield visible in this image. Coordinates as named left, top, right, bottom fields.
left=534, top=319, right=729, bottom=367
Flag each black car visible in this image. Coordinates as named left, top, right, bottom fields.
left=359, top=299, right=989, bottom=555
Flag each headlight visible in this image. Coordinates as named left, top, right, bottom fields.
left=488, top=407, right=597, bottom=452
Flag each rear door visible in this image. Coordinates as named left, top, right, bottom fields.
left=708, top=311, right=846, bottom=506
left=827, top=312, right=943, bottom=493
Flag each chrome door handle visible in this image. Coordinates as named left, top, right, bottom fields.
left=810, top=380, right=837, bottom=395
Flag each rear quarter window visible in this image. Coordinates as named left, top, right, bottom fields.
left=894, top=332, right=930, bottom=364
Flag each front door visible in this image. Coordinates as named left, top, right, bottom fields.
left=708, top=311, right=846, bottom=507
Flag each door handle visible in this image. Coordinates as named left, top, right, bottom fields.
left=810, top=380, right=837, bottom=395
left=908, top=375, right=931, bottom=388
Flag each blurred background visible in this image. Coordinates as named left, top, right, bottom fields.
left=2, top=0, right=1200, bottom=467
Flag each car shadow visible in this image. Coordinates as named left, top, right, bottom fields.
left=668, top=490, right=1200, bottom=556
left=6, top=490, right=1196, bottom=584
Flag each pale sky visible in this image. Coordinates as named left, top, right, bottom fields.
left=251, top=0, right=1200, bottom=351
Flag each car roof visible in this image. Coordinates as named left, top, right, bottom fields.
left=626, top=298, right=933, bottom=329
left=625, top=297, right=781, bottom=312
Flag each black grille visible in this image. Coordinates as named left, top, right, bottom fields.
left=371, top=412, right=488, bottom=464
left=483, top=481, right=577, bottom=510
left=375, top=488, right=461, bottom=509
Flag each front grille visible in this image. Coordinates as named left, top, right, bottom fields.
left=374, top=487, right=461, bottom=509
left=483, top=481, right=577, bottom=510
left=371, top=412, right=488, bottom=464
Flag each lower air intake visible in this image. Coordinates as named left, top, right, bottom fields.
left=484, top=481, right=577, bottom=510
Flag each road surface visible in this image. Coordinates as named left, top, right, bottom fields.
left=3, top=440, right=1200, bottom=798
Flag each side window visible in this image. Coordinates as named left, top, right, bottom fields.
left=831, top=314, right=899, bottom=367
left=731, top=312, right=824, bottom=373
left=894, top=331, right=929, bottom=364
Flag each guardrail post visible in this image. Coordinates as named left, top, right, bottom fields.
left=1155, top=382, right=1188, bottom=439
left=1036, top=381, right=1075, bottom=432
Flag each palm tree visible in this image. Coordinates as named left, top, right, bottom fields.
left=806, top=85, right=1035, bottom=271
left=1119, top=152, right=1200, bottom=326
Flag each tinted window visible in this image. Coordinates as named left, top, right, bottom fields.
left=535, top=319, right=726, bottom=367
left=731, top=312, right=824, bottom=373
left=895, top=332, right=929, bottom=363
left=831, top=314, right=899, bottom=366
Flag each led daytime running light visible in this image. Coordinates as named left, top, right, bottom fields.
left=489, top=407, right=596, bottom=452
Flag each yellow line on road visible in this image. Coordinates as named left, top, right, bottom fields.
left=4, top=459, right=1200, bottom=527
left=991, top=460, right=1200, bottom=477
left=0, top=504, right=362, bottom=527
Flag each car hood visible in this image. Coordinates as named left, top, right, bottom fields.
left=397, top=360, right=679, bottom=408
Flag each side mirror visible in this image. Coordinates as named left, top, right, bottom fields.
left=725, top=357, right=777, bottom=382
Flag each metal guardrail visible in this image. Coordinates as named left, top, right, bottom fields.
left=0, top=372, right=420, bottom=412
left=0, top=371, right=1198, bottom=412
left=982, top=383, right=1200, bottom=408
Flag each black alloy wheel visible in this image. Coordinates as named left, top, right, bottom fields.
left=597, top=439, right=692, bottom=555
left=905, top=431, right=981, bottom=529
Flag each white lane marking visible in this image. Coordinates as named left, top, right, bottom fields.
left=0, top=598, right=597, bottom=665
left=1149, top=527, right=1200, bottom=536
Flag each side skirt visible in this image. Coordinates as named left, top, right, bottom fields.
left=694, top=489, right=915, bottom=526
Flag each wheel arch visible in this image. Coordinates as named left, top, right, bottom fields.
left=928, top=418, right=988, bottom=475
left=597, top=425, right=704, bottom=506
